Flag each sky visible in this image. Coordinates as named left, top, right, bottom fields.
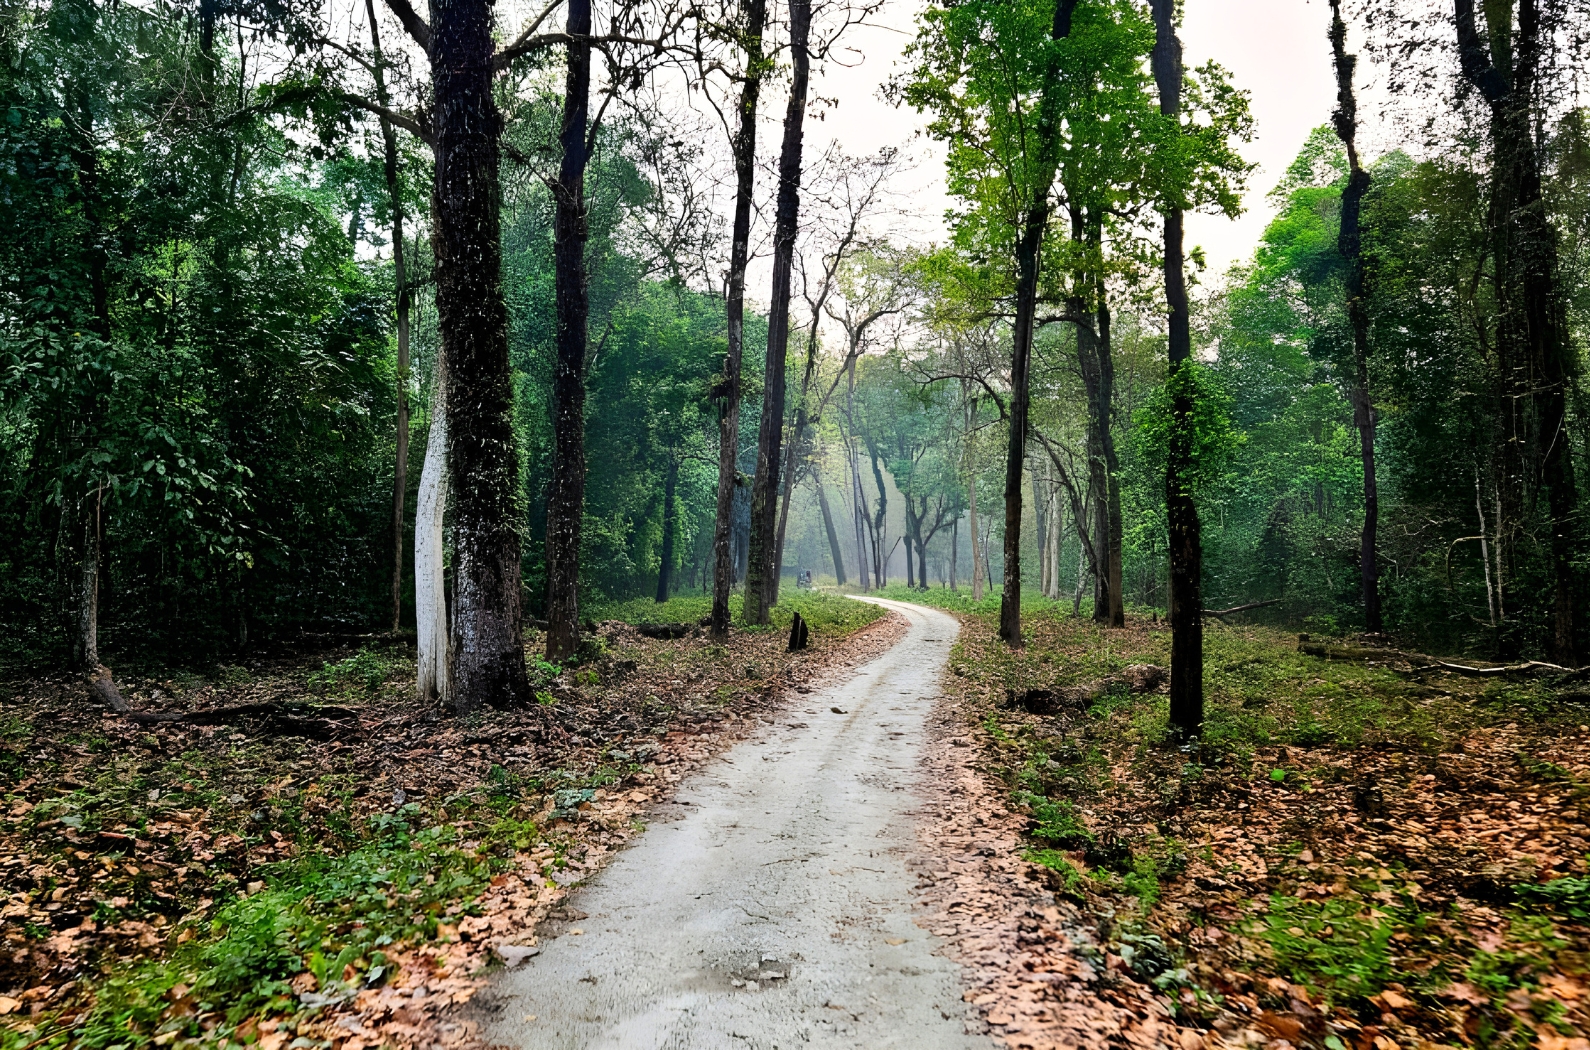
left=804, top=0, right=1344, bottom=278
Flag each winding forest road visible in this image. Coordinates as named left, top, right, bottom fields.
left=484, top=596, right=993, bottom=1049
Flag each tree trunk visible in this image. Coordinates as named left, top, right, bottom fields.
left=1152, top=0, right=1203, bottom=737
left=907, top=498, right=921, bottom=588
left=1329, top=0, right=1381, bottom=635
left=75, top=485, right=101, bottom=674
left=1031, top=460, right=1047, bottom=598
left=367, top=0, right=410, bottom=633
left=773, top=412, right=807, bottom=593
left=432, top=0, right=528, bottom=707
left=968, top=466, right=982, bottom=600
left=865, top=440, right=890, bottom=588
left=1455, top=0, right=1578, bottom=661
left=998, top=0, right=1078, bottom=646
left=950, top=513, right=959, bottom=592
left=710, top=0, right=768, bottom=638
left=743, top=0, right=812, bottom=625
left=543, top=0, right=595, bottom=662
left=416, top=371, right=451, bottom=705
left=1099, top=303, right=1124, bottom=626
left=815, top=473, right=847, bottom=585
left=656, top=454, right=679, bottom=602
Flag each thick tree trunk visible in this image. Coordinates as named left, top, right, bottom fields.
left=743, top=0, right=811, bottom=625
left=1329, top=0, right=1381, bottom=635
left=416, top=373, right=451, bottom=704
left=815, top=473, right=847, bottom=585
left=710, top=0, right=768, bottom=638
left=543, top=0, right=595, bottom=662
left=1152, top=0, right=1203, bottom=737
left=1455, top=0, right=1578, bottom=661
left=367, top=0, right=410, bottom=633
left=432, top=0, right=529, bottom=707
left=656, top=454, right=679, bottom=602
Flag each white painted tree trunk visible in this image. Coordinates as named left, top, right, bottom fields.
left=415, top=382, right=451, bottom=705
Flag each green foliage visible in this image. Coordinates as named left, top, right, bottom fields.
left=1516, top=875, right=1590, bottom=921
left=51, top=806, right=533, bottom=1049
left=1024, top=848, right=1089, bottom=899
left=589, top=591, right=884, bottom=635
left=1022, top=794, right=1094, bottom=847
left=1252, top=894, right=1411, bottom=1003
left=308, top=648, right=396, bottom=694
left=1131, top=362, right=1245, bottom=495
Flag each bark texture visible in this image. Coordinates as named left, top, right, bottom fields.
left=432, top=0, right=529, bottom=708
left=743, top=0, right=812, bottom=625
left=544, top=0, right=594, bottom=661
left=1329, top=0, right=1380, bottom=635
left=710, top=0, right=768, bottom=638
left=1151, top=0, right=1203, bottom=737
left=416, top=374, right=451, bottom=705
left=1453, top=0, right=1578, bottom=662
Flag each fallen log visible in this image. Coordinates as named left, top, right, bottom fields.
left=122, top=701, right=362, bottom=739
left=636, top=622, right=693, bottom=640
left=1205, top=599, right=1282, bottom=620
left=1433, top=659, right=1579, bottom=677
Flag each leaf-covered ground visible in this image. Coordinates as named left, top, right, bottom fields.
left=885, top=586, right=1590, bottom=1050
left=0, top=592, right=889, bottom=1050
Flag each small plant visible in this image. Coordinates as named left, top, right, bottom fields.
left=309, top=648, right=390, bottom=694
left=1023, top=794, right=1094, bottom=847
left=1024, top=848, right=1089, bottom=899
left=1251, top=893, right=1420, bottom=1003
left=1516, top=874, right=1590, bottom=920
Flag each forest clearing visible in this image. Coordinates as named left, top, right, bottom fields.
left=4, top=0, right=1590, bottom=1045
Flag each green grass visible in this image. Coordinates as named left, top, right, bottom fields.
left=6, top=804, right=541, bottom=1050
left=588, top=590, right=884, bottom=635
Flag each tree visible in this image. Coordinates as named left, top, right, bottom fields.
left=1149, top=0, right=1202, bottom=738
left=743, top=0, right=814, bottom=626
left=709, top=0, right=769, bottom=638
left=1451, top=0, right=1578, bottom=662
left=1328, top=0, right=1381, bottom=634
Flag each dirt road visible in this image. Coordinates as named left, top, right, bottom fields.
left=484, top=596, right=992, bottom=1049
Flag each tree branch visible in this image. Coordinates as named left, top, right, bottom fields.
left=381, top=0, right=431, bottom=53
left=340, top=92, right=435, bottom=146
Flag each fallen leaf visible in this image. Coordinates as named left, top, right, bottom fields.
left=1380, top=989, right=1414, bottom=1011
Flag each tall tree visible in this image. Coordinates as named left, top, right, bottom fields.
left=396, top=0, right=528, bottom=707
left=743, top=0, right=813, bottom=625
left=543, top=0, right=595, bottom=661
left=365, top=0, right=412, bottom=633
left=1452, top=0, right=1578, bottom=662
left=1328, top=0, right=1380, bottom=634
left=1150, top=0, right=1202, bottom=737
left=710, top=0, right=768, bottom=639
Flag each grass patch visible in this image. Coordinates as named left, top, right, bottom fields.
left=588, top=590, right=884, bottom=635
left=11, top=803, right=538, bottom=1050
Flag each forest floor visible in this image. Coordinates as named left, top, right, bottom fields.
left=0, top=591, right=892, bottom=1050
left=876, top=585, right=1590, bottom=1050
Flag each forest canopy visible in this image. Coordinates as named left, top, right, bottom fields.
left=1, top=0, right=1585, bottom=698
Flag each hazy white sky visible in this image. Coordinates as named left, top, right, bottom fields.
left=804, top=0, right=1344, bottom=277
